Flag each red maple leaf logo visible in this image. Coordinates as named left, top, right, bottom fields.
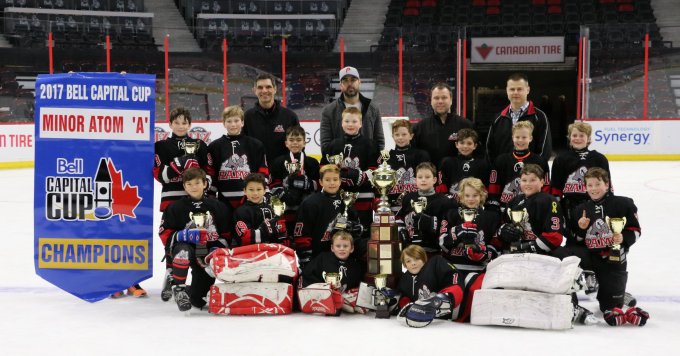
left=476, top=44, right=493, bottom=60
left=107, top=160, right=142, bottom=221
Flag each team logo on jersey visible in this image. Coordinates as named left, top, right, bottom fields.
left=585, top=218, right=614, bottom=249
left=219, top=154, right=251, bottom=180
left=45, top=157, right=142, bottom=222
left=513, top=161, right=524, bottom=172
left=418, top=284, right=434, bottom=300
left=462, top=160, right=471, bottom=172
left=391, top=167, right=417, bottom=195
left=449, top=182, right=460, bottom=201
left=332, top=199, right=342, bottom=210
left=342, top=156, right=361, bottom=170
left=274, top=124, right=285, bottom=133
left=448, top=132, right=458, bottom=142
left=501, top=177, right=521, bottom=203
left=563, top=166, right=588, bottom=193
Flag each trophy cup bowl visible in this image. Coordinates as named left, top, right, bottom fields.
left=411, top=197, right=428, bottom=214
left=184, top=141, right=198, bottom=155
left=374, top=274, right=388, bottom=290
left=606, top=216, right=627, bottom=263
left=369, top=151, right=398, bottom=214
left=372, top=273, right=391, bottom=318
left=323, top=272, right=342, bottom=290
left=270, top=196, right=286, bottom=218
left=326, top=153, right=344, bottom=166
left=189, top=211, right=210, bottom=229
left=284, top=161, right=301, bottom=175
left=340, top=190, right=359, bottom=218
left=507, top=208, right=528, bottom=253
left=459, top=207, right=478, bottom=249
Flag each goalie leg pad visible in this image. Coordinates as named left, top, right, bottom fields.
left=482, top=254, right=583, bottom=294
left=298, top=283, right=342, bottom=315
left=471, top=289, right=574, bottom=330
left=208, top=282, right=293, bottom=315
left=342, top=288, right=368, bottom=314
left=208, top=244, right=299, bottom=283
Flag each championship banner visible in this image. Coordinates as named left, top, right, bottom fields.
left=471, top=36, right=564, bottom=63
left=34, top=73, right=155, bottom=302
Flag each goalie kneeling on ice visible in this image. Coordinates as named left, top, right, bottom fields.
left=207, top=244, right=299, bottom=283
left=482, top=254, right=582, bottom=294
left=209, top=282, right=293, bottom=315
left=471, top=289, right=573, bottom=330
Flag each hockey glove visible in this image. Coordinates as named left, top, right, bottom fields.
left=455, top=222, right=479, bottom=246
left=170, top=154, right=199, bottom=174
left=400, top=293, right=452, bottom=328
left=340, top=167, right=364, bottom=187
left=289, top=174, right=312, bottom=191
left=466, top=243, right=487, bottom=262
left=499, top=223, right=523, bottom=243
left=604, top=308, right=627, bottom=326
left=176, top=228, right=207, bottom=245
left=398, top=226, right=410, bottom=243
left=625, top=307, right=649, bottom=326
left=512, top=240, right=540, bottom=254
left=415, top=213, right=437, bottom=234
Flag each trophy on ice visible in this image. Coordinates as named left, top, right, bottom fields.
left=606, top=216, right=627, bottom=263
left=371, top=274, right=398, bottom=319
left=507, top=208, right=528, bottom=253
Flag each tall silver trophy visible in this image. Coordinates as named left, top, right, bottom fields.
left=333, top=190, right=359, bottom=230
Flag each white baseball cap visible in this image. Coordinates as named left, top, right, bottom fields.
left=339, top=66, right=360, bottom=80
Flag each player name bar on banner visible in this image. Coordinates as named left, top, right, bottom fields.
left=34, top=72, right=155, bottom=302
left=471, top=36, right=565, bottom=64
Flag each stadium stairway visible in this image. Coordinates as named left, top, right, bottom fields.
left=145, top=0, right=201, bottom=52
left=334, top=0, right=391, bottom=52
left=652, top=0, right=680, bottom=47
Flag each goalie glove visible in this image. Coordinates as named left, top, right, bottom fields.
left=170, top=154, right=199, bottom=175
left=625, top=307, right=649, bottom=326
left=175, top=228, right=207, bottom=245
left=340, top=167, right=365, bottom=187
left=499, top=223, right=523, bottom=243
left=399, top=293, right=453, bottom=328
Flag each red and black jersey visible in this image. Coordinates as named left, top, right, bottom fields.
left=158, top=196, right=232, bottom=249
left=207, top=133, right=269, bottom=209
left=269, top=151, right=321, bottom=232
left=488, top=149, right=550, bottom=206
left=438, top=154, right=491, bottom=201
left=232, top=200, right=277, bottom=246
left=243, top=100, right=300, bottom=161
left=551, top=148, right=610, bottom=208
left=294, top=190, right=360, bottom=259
left=440, top=207, right=501, bottom=271
left=397, top=191, right=458, bottom=252
left=301, top=251, right=365, bottom=290
left=379, top=145, right=431, bottom=213
left=570, top=192, right=640, bottom=256
left=495, top=192, right=566, bottom=253
left=153, top=134, right=210, bottom=212
left=397, top=255, right=462, bottom=306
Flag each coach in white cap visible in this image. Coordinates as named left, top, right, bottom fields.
left=320, top=66, right=384, bottom=154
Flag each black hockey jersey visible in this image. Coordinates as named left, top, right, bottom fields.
left=379, top=145, right=431, bottom=213
left=243, top=100, right=300, bottom=161
left=232, top=200, right=280, bottom=246
left=397, top=191, right=458, bottom=252
left=551, top=148, right=610, bottom=208
left=488, top=149, right=550, bottom=206
left=301, top=251, right=365, bottom=290
left=153, top=134, right=210, bottom=211
left=497, top=192, right=565, bottom=253
left=207, top=133, right=269, bottom=209
left=570, top=192, right=640, bottom=257
left=270, top=151, right=321, bottom=233
left=440, top=207, right=501, bottom=271
left=437, top=153, right=491, bottom=201
left=158, top=196, right=232, bottom=249
left=398, top=255, right=460, bottom=304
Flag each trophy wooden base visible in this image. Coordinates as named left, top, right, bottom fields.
left=365, top=211, right=402, bottom=289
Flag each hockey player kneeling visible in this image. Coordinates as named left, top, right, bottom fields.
left=298, top=231, right=367, bottom=315
left=397, top=245, right=483, bottom=327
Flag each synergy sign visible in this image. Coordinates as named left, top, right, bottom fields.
left=34, top=73, right=155, bottom=302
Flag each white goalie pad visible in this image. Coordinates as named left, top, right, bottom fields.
left=206, top=244, right=299, bottom=283
left=482, top=254, right=582, bottom=294
left=471, top=289, right=574, bottom=330
left=208, top=282, right=293, bottom=315
left=298, top=283, right=342, bottom=315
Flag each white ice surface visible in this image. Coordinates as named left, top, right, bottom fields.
left=1, top=162, right=679, bottom=355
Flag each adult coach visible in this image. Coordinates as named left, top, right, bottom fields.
left=485, top=73, right=552, bottom=163
left=320, top=66, right=384, bottom=154
left=243, top=73, right=300, bottom=161
left=413, top=83, right=472, bottom=167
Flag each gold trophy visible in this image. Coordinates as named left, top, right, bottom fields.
left=606, top=216, right=627, bottom=263
left=326, top=153, right=344, bottom=166
left=507, top=208, right=528, bottom=253
left=189, top=211, right=211, bottom=229
left=371, top=274, right=392, bottom=319
left=270, top=195, right=286, bottom=218
left=284, top=161, right=301, bottom=175
left=411, top=197, right=428, bottom=214
left=322, top=271, right=343, bottom=290
left=183, top=141, right=198, bottom=155
left=459, top=207, right=479, bottom=250
left=332, top=190, right=358, bottom=231
left=370, top=150, right=399, bottom=214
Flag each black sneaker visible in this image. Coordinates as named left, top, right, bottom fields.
left=173, top=285, right=192, bottom=312
left=574, top=305, right=597, bottom=325
left=624, top=292, right=637, bottom=307
left=161, top=269, right=173, bottom=302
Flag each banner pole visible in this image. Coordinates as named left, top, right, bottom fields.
left=164, top=35, right=169, bottom=122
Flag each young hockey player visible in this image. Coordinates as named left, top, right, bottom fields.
left=294, top=165, right=362, bottom=266
left=207, top=105, right=269, bottom=209
left=437, top=128, right=490, bottom=201
left=233, top=173, right=288, bottom=246
left=320, top=107, right=379, bottom=233
left=495, top=164, right=565, bottom=254
left=396, top=162, right=457, bottom=254
left=550, top=122, right=610, bottom=221
left=487, top=121, right=550, bottom=212
left=381, top=119, right=430, bottom=213
left=158, top=168, right=231, bottom=311
left=439, top=177, right=501, bottom=276
left=558, top=167, right=649, bottom=326
left=269, top=125, right=320, bottom=234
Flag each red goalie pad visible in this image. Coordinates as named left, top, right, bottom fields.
left=298, top=283, right=343, bottom=315
left=208, top=282, right=293, bottom=315
left=206, top=244, right=299, bottom=283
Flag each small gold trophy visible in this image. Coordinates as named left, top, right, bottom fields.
left=323, top=271, right=343, bottom=290
left=270, top=195, right=286, bottom=218
left=459, top=207, right=479, bottom=249
left=332, top=190, right=358, bottom=231
left=183, top=141, right=198, bottom=155
left=326, top=153, right=344, bottom=166
left=284, top=161, right=301, bottom=175
left=606, top=216, right=627, bottom=263
left=411, top=196, right=428, bottom=214
left=370, top=150, right=399, bottom=214
left=372, top=274, right=391, bottom=319
left=507, top=208, right=528, bottom=253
